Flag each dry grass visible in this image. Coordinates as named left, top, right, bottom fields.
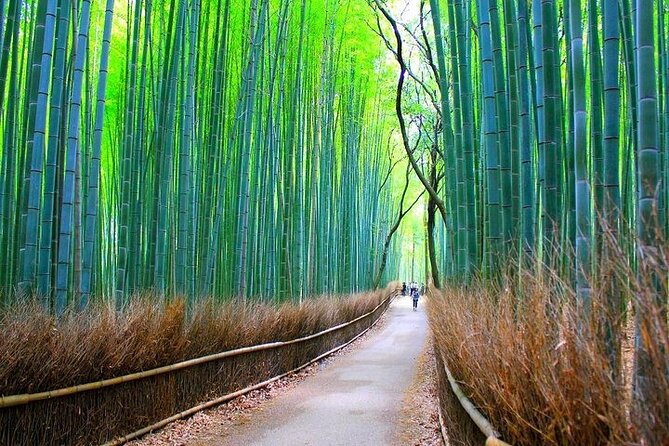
left=428, top=249, right=669, bottom=445
left=0, top=288, right=390, bottom=395
left=0, top=287, right=394, bottom=445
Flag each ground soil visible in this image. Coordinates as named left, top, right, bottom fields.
left=393, top=341, right=444, bottom=446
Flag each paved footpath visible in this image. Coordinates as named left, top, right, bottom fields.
left=212, top=296, right=429, bottom=446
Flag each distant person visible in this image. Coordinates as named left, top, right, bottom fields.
left=412, top=287, right=419, bottom=311
left=401, top=282, right=407, bottom=296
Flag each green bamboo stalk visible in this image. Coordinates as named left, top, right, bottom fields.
left=37, top=0, right=71, bottom=297
left=234, top=0, right=267, bottom=299
left=17, top=0, right=48, bottom=292
left=478, top=0, right=502, bottom=273
left=601, top=0, right=623, bottom=380
left=294, top=0, right=307, bottom=299
left=21, top=0, right=57, bottom=293
left=565, top=1, right=576, bottom=279
left=588, top=0, right=604, bottom=254
left=633, top=1, right=665, bottom=439
left=532, top=0, right=545, bottom=255
left=503, top=0, right=521, bottom=244
left=176, top=0, right=198, bottom=297
left=0, top=0, right=21, bottom=290
left=117, top=0, right=151, bottom=302
left=454, top=0, right=477, bottom=275
left=569, top=0, right=592, bottom=308
left=488, top=0, right=512, bottom=248
left=517, top=0, right=535, bottom=260
left=601, top=0, right=622, bottom=226
left=620, top=0, right=637, bottom=226
left=634, top=2, right=660, bottom=246
left=660, top=0, right=668, bottom=230
left=541, top=0, right=559, bottom=261
left=55, top=0, right=92, bottom=314
left=429, top=0, right=457, bottom=281
left=0, top=0, right=17, bottom=110
left=80, top=0, right=115, bottom=307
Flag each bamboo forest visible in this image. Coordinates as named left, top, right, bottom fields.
left=1, top=0, right=669, bottom=444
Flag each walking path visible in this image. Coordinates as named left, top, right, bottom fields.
left=207, top=295, right=429, bottom=445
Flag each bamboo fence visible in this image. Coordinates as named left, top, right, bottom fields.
left=0, top=292, right=395, bottom=445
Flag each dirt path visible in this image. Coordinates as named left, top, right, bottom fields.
left=131, top=296, right=434, bottom=445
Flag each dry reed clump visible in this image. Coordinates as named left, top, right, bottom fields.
left=0, top=287, right=390, bottom=396
left=428, top=250, right=669, bottom=445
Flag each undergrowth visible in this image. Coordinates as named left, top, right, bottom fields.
left=0, top=287, right=391, bottom=396
left=428, top=245, right=669, bottom=445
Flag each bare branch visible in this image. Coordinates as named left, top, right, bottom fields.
left=370, top=0, right=449, bottom=224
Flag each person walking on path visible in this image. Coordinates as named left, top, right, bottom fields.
left=412, top=287, right=419, bottom=311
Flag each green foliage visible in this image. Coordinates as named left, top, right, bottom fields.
left=0, top=0, right=402, bottom=307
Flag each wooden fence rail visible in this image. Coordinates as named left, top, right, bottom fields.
left=434, top=346, right=511, bottom=446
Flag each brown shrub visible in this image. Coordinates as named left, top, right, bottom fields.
left=0, top=287, right=390, bottom=396
left=428, top=249, right=669, bottom=445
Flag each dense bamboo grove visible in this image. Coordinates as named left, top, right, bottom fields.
left=0, top=0, right=404, bottom=309
left=373, top=0, right=666, bottom=285
left=371, top=0, right=669, bottom=442
left=3, top=0, right=669, bottom=439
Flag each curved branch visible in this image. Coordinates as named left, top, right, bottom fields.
left=377, top=132, right=404, bottom=196
left=371, top=0, right=448, bottom=224
left=373, top=164, right=426, bottom=288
